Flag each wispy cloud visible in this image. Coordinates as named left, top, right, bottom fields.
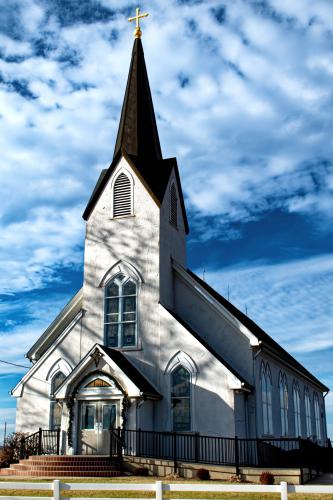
left=0, top=0, right=332, bottom=437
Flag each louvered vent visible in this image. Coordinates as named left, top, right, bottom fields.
left=113, top=173, right=132, bottom=217
left=170, top=183, right=178, bottom=227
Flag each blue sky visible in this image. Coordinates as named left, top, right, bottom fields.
left=0, top=0, right=333, bottom=441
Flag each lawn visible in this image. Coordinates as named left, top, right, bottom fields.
left=0, top=477, right=333, bottom=499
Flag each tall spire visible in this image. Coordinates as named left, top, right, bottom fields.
left=113, top=35, right=162, bottom=162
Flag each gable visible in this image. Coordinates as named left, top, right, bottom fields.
left=82, top=151, right=189, bottom=233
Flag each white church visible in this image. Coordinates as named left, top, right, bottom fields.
left=12, top=17, right=328, bottom=457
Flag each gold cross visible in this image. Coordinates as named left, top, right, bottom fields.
left=128, top=7, right=149, bottom=39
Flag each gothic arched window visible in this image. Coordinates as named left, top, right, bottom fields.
left=279, top=372, right=288, bottom=436
left=314, top=393, right=321, bottom=440
left=171, top=366, right=191, bottom=432
left=304, top=388, right=312, bottom=437
left=293, top=382, right=301, bottom=437
left=50, top=371, right=66, bottom=430
left=261, top=362, right=273, bottom=435
left=113, top=172, right=132, bottom=218
left=169, top=182, right=178, bottom=227
left=104, top=274, right=137, bottom=348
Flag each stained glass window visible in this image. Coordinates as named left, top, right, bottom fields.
left=105, top=275, right=137, bottom=348
left=279, top=373, right=288, bottom=436
left=261, top=363, right=273, bottom=435
left=293, top=382, right=301, bottom=437
left=171, top=366, right=191, bottom=432
left=305, top=388, right=312, bottom=437
left=314, top=393, right=321, bottom=440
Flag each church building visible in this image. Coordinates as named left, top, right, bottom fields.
left=12, top=14, right=328, bottom=456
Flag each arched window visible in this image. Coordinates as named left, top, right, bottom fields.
left=51, top=371, right=66, bottom=396
left=50, top=371, right=66, bottom=430
left=169, top=182, right=178, bottom=227
left=261, top=362, right=273, bottom=435
left=279, top=373, right=288, bottom=436
left=293, top=382, right=301, bottom=437
left=113, top=172, right=132, bottom=217
left=304, top=388, right=312, bottom=437
left=104, top=274, right=137, bottom=348
left=171, top=366, right=191, bottom=432
left=314, top=393, right=321, bottom=440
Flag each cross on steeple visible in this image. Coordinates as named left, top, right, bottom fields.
left=128, top=7, right=149, bottom=39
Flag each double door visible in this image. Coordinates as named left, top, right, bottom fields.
left=79, top=400, right=118, bottom=454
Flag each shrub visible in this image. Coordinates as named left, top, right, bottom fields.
left=259, top=471, right=274, bottom=485
left=135, top=467, right=149, bottom=476
left=196, top=468, right=211, bottom=480
left=0, top=433, right=26, bottom=468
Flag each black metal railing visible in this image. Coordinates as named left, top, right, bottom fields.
left=111, top=427, right=332, bottom=482
left=21, top=428, right=60, bottom=458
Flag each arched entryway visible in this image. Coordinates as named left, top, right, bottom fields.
left=75, top=373, right=124, bottom=455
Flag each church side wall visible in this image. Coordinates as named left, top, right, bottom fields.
left=254, top=352, right=327, bottom=441
left=151, top=306, right=237, bottom=437
left=15, top=320, right=83, bottom=434
left=173, top=274, right=253, bottom=385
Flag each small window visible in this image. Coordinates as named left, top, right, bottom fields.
left=279, top=373, right=288, bottom=436
left=293, top=382, right=301, bottom=437
left=113, top=172, right=132, bottom=217
left=170, top=182, right=178, bottom=227
left=50, top=371, right=66, bottom=430
left=171, top=366, right=191, bottom=431
left=304, top=388, right=312, bottom=437
left=261, top=362, right=273, bottom=435
left=82, top=404, right=95, bottom=430
left=104, top=274, right=137, bottom=348
left=51, top=371, right=66, bottom=397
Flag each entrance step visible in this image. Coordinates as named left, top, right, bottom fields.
left=0, top=455, right=123, bottom=478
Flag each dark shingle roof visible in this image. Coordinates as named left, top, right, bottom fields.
left=163, top=306, right=252, bottom=391
left=113, top=38, right=162, bottom=161
left=187, top=270, right=329, bottom=392
left=82, top=38, right=189, bottom=232
left=101, top=345, right=162, bottom=400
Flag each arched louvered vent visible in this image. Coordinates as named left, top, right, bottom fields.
left=113, top=173, right=132, bottom=217
left=170, top=182, right=178, bottom=227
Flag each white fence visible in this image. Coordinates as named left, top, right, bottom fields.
left=1, top=480, right=333, bottom=500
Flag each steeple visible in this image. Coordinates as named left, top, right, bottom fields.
left=113, top=37, right=162, bottom=162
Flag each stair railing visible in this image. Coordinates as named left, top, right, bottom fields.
left=21, top=428, right=61, bottom=458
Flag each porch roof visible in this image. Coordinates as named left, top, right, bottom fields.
left=54, top=343, right=162, bottom=401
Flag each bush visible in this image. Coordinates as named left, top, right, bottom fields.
left=196, top=468, right=211, bottom=480
left=259, top=471, right=274, bottom=485
left=135, top=467, right=149, bottom=476
left=0, top=433, right=26, bottom=468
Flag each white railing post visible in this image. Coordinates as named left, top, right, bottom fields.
left=156, top=480, right=163, bottom=500
left=53, top=479, right=61, bottom=500
left=280, top=481, right=288, bottom=500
